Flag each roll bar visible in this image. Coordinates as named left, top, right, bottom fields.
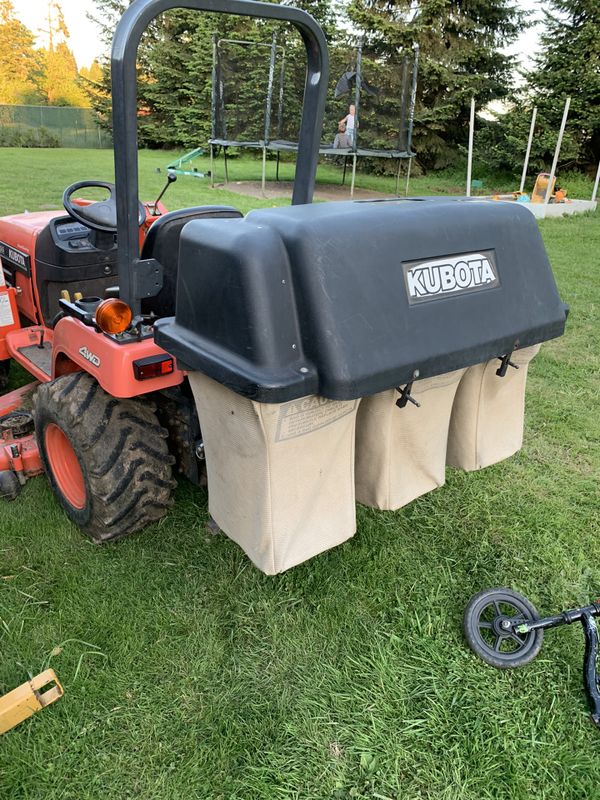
left=111, top=0, right=329, bottom=315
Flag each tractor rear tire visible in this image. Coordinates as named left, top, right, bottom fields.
left=34, top=372, right=176, bottom=543
left=0, top=360, right=9, bottom=393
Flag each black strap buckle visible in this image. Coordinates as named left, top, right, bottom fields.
left=496, top=352, right=519, bottom=377
left=396, top=370, right=421, bottom=409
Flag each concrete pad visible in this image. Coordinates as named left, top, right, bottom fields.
left=519, top=199, right=597, bottom=219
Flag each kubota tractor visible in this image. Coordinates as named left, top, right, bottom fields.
left=0, top=0, right=567, bottom=573
left=0, top=0, right=328, bottom=543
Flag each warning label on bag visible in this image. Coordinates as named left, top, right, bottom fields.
left=276, top=397, right=357, bottom=442
left=0, top=293, right=14, bottom=328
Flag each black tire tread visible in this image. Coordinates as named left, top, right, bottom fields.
left=0, top=360, right=10, bottom=393
left=34, top=372, right=176, bottom=543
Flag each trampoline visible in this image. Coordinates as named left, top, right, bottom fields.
left=208, top=34, right=419, bottom=197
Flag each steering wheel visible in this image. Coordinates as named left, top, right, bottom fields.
left=62, top=180, right=146, bottom=233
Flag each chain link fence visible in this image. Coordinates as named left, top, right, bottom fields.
left=0, top=105, right=111, bottom=148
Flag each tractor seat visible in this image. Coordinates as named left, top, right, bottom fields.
left=141, top=205, right=243, bottom=318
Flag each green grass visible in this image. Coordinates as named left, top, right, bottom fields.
left=0, top=147, right=599, bottom=799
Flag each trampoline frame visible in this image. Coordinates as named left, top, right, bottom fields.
left=209, top=36, right=419, bottom=197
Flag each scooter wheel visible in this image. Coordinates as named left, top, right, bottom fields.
left=0, top=470, right=21, bottom=501
left=464, top=587, right=544, bottom=669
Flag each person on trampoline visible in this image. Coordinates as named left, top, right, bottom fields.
left=333, top=120, right=351, bottom=149
left=340, top=104, right=356, bottom=146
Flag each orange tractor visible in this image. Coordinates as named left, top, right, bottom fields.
left=0, top=0, right=327, bottom=541
left=0, top=0, right=567, bottom=573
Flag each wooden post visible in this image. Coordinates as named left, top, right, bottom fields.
left=520, top=106, right=537, bottom=193
left=466, top=97, right=475, bottom=197
left=592, top=160, right=600, bottom=203
left=544, top=97, right=570, bottom=205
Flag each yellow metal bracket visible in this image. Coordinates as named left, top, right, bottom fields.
left=0, top=669, right=63, bottom=735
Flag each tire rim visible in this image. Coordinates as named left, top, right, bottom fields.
left=471, top=592, right=537, bottom=664
left=45, top=423, right=87, bottom=510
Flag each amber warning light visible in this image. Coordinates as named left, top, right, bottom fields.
left=95, top=298, right=133, bottom=334
left=133, top=354, right=175, bottom=381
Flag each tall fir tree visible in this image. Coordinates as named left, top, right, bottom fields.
left=527, top=0, right=600, bottom=166
left=36, top=2, right=90, bottom=106
left=86, top=0, right=345, bottom=148
left=0, top=0, right=44, bottom=104
left=346, top=0, right=527, bottom=169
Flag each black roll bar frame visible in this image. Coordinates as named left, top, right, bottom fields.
left=111, top=0, right=329, bottom=315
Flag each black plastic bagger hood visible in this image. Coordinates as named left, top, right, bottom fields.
left=154, top=198, right=567, bottom=402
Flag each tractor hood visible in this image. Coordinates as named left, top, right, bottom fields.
left=154, top=198, right=567, bottom=402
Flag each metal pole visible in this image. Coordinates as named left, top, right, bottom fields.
left=397, top=56, right=409, bottom=152
left=395, top=157, right=402, bottom=195
left=545, top=96, right=570, bottom=205
left=211, top=33, right=218, bottom=142
left=405, top=157, right=412, bottom=197
left=350, top=41, right=362, bottom=198
left=261, top=32, right=278, bottom=193
left=466, top=97, right=475, bottom=197
left=407, top=43, right=419, bottom=154
left=277, top=48, right=285, bottom=141
left=210, top=143, right=215, bottom=187
left=350, top=153, right=357, bottom=198
left=591, top=160, right=600, bottom=203
left=520, top=106, right=537, bottom=193
left=264, top=32, right=277, bottom=146
left=262, top=147, right=267, bottom=193
left=215, top=40, right=227, bottom=142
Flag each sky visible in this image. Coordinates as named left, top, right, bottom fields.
left=13, top=0, right=546, bottom=72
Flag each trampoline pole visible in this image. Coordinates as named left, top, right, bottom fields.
left=224, top=146, right=229, bottom=184
left=262, top=147, right=267, bottom=194
left=592, top=160, right=600, bottom=203
left=342, top=156, right=347, bottom=186
left=210, top=143, right=215, bottom=188
left=395, top=158, right=402, bottom=195
left=520, top=106, right=537, bottom=193
left=466, top=97, right=475, bottom=197
left=351, top=41, right=362, bottom=199
left=276, top=151, right=280, bottom=182
left=545, top=96, right=570, bottom=205
left=404, top=157, right=412, bottom=197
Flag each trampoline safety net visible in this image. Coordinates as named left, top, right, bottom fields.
left=210, top=29, right=418, bottom=162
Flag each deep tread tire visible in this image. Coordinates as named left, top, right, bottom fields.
left=34, top=372, right=176, bottom=543
left=0, top=360, right=9, bottom=393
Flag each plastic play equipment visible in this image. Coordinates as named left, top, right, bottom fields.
left=464, top=588, right=600, bottom=729
left=0, top=0, right=568, bottom=574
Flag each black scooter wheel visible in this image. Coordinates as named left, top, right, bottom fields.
left=464, top=587, right=544, bottom=669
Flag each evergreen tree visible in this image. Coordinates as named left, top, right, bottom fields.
left=38, top=2, right=90, bottom=106
left=346, top=0, right=527, bottom=169
left=527, top=0, right=600, bottom=166
left=86, top=0, right=345, bottom=148
left=0, top=0, right=44, bottom=104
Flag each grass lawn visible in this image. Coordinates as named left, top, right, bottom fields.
left=0, top=147, right=599, bottom=799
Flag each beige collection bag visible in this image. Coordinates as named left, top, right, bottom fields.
left=188, top=372, right=359, bottom=575
left=447, top=344, right=541, bottom=471
left=355, top=369, right=465, bottom=511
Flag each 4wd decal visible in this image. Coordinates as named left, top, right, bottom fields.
left=79, top=346, right=101, bottom=368
left=403, top=251, right=499, bottom=305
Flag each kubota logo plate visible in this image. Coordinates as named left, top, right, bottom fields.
left=403, top=250, right=499, bottom=304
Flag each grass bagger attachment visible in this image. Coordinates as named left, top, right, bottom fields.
left=0, top=0, right=568, bottom=572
